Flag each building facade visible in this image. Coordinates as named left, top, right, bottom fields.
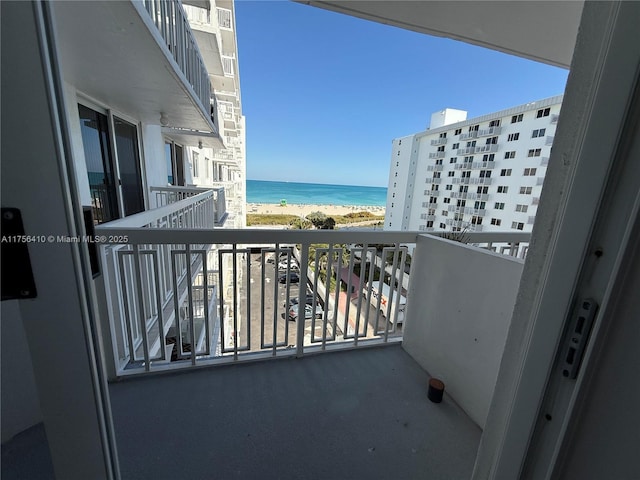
left=385, top=96, right=563, bottom=233
left=183, top=0, right=246, bottom=228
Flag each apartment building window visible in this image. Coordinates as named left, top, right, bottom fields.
left=475, top=201, right=486, bottom=209
left=479, top=170, right=491, bottom=178
left=451, top=143, right=459, bottom=150
left=532, top=128, right=546, bottom=138
left=486, top=136, right=498, bottom=144
left=464, top=156, right=473, bottom=163
left=192, top=151, right=199, bottom=177
left=462, top=171, right=471, bottom=178
left=466, top=140, right=477, bottom=147
left=427, top=221, right=434, bottom=227
left=483, top=154, right=495, bottom=162
left=457, top=200, right=466, bottom=207
left=448, top=171, right=455, bottom=177
left=443, top=198, right=451, bottom=204
left=515, top=204, right=529, bottom=213
left=507, top=133, right=520, bottom=141
left=512, top=222, right=525, bottom=230
left=504, top=151, right=516, bottom=159
left=520, top=186, right=533, bottom=194
left=495, top=202, right=505, bottom=210
left=454, top=128, right=462, bottom=135
left=459, top=186, right=469, bottom=192
left=393, top=182, right=396, bottom=187
left=511, top=114, right=524, bottom=123
left=524, top=168, right=537, bottom=176
left=428, top=208, right=436, bottom=215
left=433, top=172, right=441, bottom=178
left=432, top=184, right=439, bottom=191
left=440, top=223, right=447, bottom=229
left=471, top=216, right=483, bottom=225
left=442, top=210, right=448, bottom=216
left=437, top=145, right=445, bottom=152
left=392, top=193, right=396, bottom=198
left=429, top=197, right=437, bottom=204
left=436, top=159, right=443, bottom=165
left=469, top=125, right=479, bottom=132
left=397, top=151, right=400, bottom=156
left=477, top=186, right=488, bottom=194
left=454, top=214, right=464, bottom=221
left=439, top=132, right=447, bottom=138
left=391, top=202, right=395, bottom=208
left=395, top=172, right=398, bottom=177
left=489, top=119, right=501, bottom=127
left=420, top=213, right=427, bottom=219
left=500, top=169, right=512, bottom=176
left=491, top=218, right=502, bottom=226
left=396, top=162, right=399, bottom=167
left=450, top=157, right=457, bottom=163
left=398, top=140, right=402, bottom=145
left=423, top=190, right=429, bottom=196
left=497, top=186, right=509, bottom=193
left=536, top=107, right=551, bottom=118
left=528, top=148, right=542, bottom=157
left=446, top=184, right=452, bottom=190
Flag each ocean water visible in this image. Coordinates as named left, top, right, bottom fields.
left=246, top=180, right=387, bottom=206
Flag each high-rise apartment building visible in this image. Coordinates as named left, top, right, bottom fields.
left=183, top=1, right=246, bottom=228
left=385, top=96, right=563, bottom=233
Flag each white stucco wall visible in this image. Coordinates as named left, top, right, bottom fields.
left=402, top=235, right=524, bottom=428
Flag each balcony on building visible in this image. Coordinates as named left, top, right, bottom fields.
left=428, top=151, right=446, bottom=159
left=427, top=165, right=444, bottom=171
left=459, top=131, right=478, bottom=140
left=183, top=2, right=225, bottom=77
left=540, top=157, right=550, bottom=166
left=457, top=147, right=476, bottom=155
left=430, top=137, right=448, bottom=146
left=78, top=222, right=530, bottom=478
left=475, top=144, right=498, bottom=154
left=545, top=135, right=555, bottom=145
left=428, top=178, right=442, bottom=184
left=477, top=126, right=502, bottom=137
left=52, top=1, right=219, bottom=140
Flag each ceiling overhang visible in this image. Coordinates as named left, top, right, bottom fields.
left=298, top=1, right=583, bottom=68
left=53, top=1, right=215, bottom=132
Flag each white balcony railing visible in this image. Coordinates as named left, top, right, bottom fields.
left=478, top=126, right=502, bottom=137
left=150, top=186, right=227, bottom=225
left=428, top=151, right=446, bottom=159
left=221, top=55, right=235, bottom=77
left=475, top=144, right=498, bottom=154
left=546, top=135, right=555, bottom=145
left=540, top=157, right=549, bottom=166
left=94, top=228, right=530, bottom=377
left=457, top=147, right=476, bottom=155
left=217, top=7, right=233, bottom=29
left=430, top=138, right=448, bottom=146
left=459, top=131, right=478, bottom=140
left=141, top=0, right=211, bottom=113
left=427, top=165, right=444, bottom=171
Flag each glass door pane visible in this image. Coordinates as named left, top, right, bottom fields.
left=113, top=117, right=144, bottom=216
left=175, top=144, right=185, bottom=186
left=165, top=142, right=175, bottom=185
left=78, top=104, right=119, bottom=224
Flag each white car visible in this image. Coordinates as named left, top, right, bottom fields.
left=278, top=260, right=299, bottom=271
left=288, top=303, right=324, bottom=321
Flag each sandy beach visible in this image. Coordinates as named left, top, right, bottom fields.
left=247, top=203, right=385, bottom=217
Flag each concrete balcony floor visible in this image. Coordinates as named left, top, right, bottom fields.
left=2, top=345, right=481, bottom=479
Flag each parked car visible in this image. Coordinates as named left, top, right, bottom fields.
left=278, top=259, right=299, bottom=271
left=278, top=272, right=300, bottom=284
left=288, top=303, right=324, bottom=321
left=283, top=294, right=316, bottom=308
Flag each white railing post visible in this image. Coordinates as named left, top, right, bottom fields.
left=296, top=242, right=310, bottom=357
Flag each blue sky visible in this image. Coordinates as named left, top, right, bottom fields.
left=235, top=1, right=569, bottom=187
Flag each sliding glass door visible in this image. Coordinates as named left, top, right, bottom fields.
left=78, top=104, right=145, bottom=223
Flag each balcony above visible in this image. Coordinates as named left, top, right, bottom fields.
left=427, top=165, right=444, bottom=171
left=430, top=137, right=448, bottom=146
left=53, top=1, right=215, bottom=133
left=478, top=126, right=502, bottom=137
left=428, top=151, right=446, bottom=159
left=459, top=131, right=478, bottom=140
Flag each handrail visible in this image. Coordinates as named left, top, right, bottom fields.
left=98, top=190, right=213, bottom=229
left=93, top=228, right=531, bottom=245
